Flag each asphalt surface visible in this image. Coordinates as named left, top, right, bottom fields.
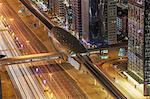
left=18, top=0, right=127, bottom=98
left=20, top=0, right=87, bottom=54
left=0, top=0, right=88, bottom=98
left=77, top=55, right=126, bottom=99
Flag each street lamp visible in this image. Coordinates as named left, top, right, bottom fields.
left=26, top=40, right=30, bottom=45
left=12, top=33, right=15, bottom=37
left=0, top=16, right=3, bottom=19
left=48, top=73, right=53, bottom=81
left=9, top=18, right=14, bottom=21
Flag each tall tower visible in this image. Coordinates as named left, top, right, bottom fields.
left=81, top=0, right=117, bottom=46
left=128, top=0, right=150, bottom=96
left=55, top=0, right=66, bottom=18
left=72, top=0, right=82, bottom=40
left=106, top=0, right=117, bottom=45
left=81, top=0, right=89, bottom=42
left=116, top=0, right=128, bottom=42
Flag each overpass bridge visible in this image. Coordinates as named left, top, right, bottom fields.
left=0, top=52, right=65, bottom=65
left=0, top=28, right=8, bottom=32
left=18, top=0, right=127, bottom=98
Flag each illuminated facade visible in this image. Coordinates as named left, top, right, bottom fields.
left=106, top=0, right=117, bottom=45
left=116, top=1, right=128, bottom=42
left=54, top=0, right=66, bottom=18
left=47, top=0, right=117, bottom=46
left=72, top=0, right=82, bottom=39
left=128, top=0, right=150, bottom=95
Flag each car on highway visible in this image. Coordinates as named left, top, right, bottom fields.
left=118, top=71, right=127, bottom=79
left=14, top=37, right=24, bottom=49
left=44, top=86, right=49, bottom=92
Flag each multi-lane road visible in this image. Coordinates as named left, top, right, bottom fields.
left=19, top=0, right=127, bottom=98
left=0, top=0, right=88, bottom=98
left=0, top=19, right=46, bottom=98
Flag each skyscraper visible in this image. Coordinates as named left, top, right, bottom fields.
left=82, top=0, right=117, bottom=47
left=55, top=0, right=66, bottom=18
left=46, top=0, right=118, bottom=46
left=45, top=0, right=64, bottom=16
left=128, top=0, right=150, bottom=95
left=106, top=0, right=117, bottom=45
left=116, top=1, right=128, bottom=42
left=72, top=0, right=82, bottom=40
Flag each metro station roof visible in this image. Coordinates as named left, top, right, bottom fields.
left=52, top=26, right=87, bottom=53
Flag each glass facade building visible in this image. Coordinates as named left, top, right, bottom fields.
left=88, top=0, right=103, bottom=45
left=116, top=2, right=128, bottom=42
left=128, top=0, right=150, bottom=95
left=83, top=0, right=117, bottom=46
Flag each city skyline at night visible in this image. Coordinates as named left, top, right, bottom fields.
left=0, top=0, right=150, bottom=98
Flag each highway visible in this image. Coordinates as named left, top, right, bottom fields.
left=20, top=0, right=87, bottom=54
left=18, top=0, right=127, bottom=98
left=29, top=62, right=87, bottom=99
left=0, top=19, right=46, bottom=98
left=0, top=0, right=47, bottom=54
left=0, top=0, right=88, bottom=98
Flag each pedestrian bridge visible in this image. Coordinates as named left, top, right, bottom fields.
left=0, top=52, right=65, bottom=65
